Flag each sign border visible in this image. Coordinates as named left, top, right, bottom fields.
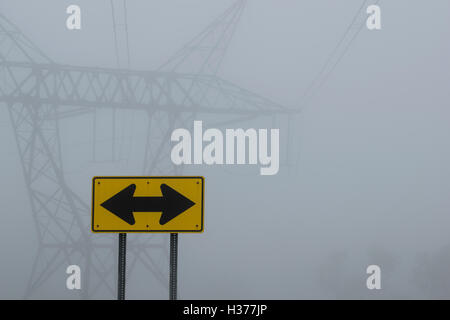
left=91, top=176, right=204, bottom=233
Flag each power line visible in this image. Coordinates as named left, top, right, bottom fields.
left=301, top=0, right=382, bottom=106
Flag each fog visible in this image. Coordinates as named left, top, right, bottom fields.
left=0, top=0, right=449, bottom=299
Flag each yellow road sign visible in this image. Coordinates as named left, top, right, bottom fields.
left=92, top=177, right=204, bottom=233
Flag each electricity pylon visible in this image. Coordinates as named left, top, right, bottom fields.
left=0, top=0, right=295, bottom=299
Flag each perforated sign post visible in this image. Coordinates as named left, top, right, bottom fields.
left=92, top=176, right=204, bottom=300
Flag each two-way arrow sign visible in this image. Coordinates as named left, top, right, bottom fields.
left=92, top=177, right=204, bottom=233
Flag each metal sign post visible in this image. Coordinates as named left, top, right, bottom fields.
left=169, top=233, right=178, bottom=300
left=117, top=233, right=127, bottom=300
left=91, top=176, right=204, bottom=300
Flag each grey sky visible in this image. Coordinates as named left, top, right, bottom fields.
left=0, top=0, right=450, bottom=299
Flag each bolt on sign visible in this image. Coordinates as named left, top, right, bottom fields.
left=92, top=177, right=204, bottom=233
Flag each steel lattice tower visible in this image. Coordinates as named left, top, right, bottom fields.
left=0, top=0, right=296, bottom=299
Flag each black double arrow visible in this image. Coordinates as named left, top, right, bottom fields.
left=101, top=183, right=195, bottom=225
